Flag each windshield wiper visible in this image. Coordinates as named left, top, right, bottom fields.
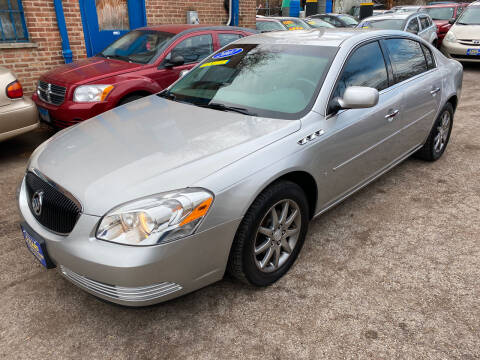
left=157, top=90, right=176, bottom=100
left=196, top=102, right=256, bottom=116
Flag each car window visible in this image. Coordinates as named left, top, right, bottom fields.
left=167, top=43, right=337, bottom=120
left=329, top=41, right=389, bottom=112
left=330, top=17, right=343, bottom=26
left=421, top=44, right=435, bottom=69
left=406, top=18, right=420, bottom=33
left=338, top=15, right=358, bottom=26
left=358, top=19, right=405, bottom=30
left=423, top=7, right=455, bottom=20
left=218, top=33, right=243, bottom=48
left=419, top=16, right=430, bottom=30
left=385, top=38, right=428, bottom=83
left=170, top=34, right=213, bottom=64
left=256, top=21, right=285, bottom=32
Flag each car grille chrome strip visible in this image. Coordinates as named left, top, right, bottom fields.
left=458, top=39, right=480, bottom=46
left=37, top=81, right=66, bottom=106
left=60, top=266, right=183, bottom=302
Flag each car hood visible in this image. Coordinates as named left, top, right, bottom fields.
left=29, top=95, right=301, bottom=216
left=451, top=24, right=480, bottom=39
left=40, top=57, right=141, bottom=86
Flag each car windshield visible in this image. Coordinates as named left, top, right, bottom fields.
left=100, top=30, right=174, bottom=64
left=423, top=7, right=455, bottom=20
left=281, top=19, right=308, bottom=30
left=338, top=15, right=359, bottom=25
left=456, top=6, right=480, bottom=25
left=305, top=18, right=335, bottom=28
left=358, top=19, right=405, bottom=30
left=164, top=44, right=336, bottom=119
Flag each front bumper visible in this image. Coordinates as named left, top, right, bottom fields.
left=441, top=41, right=480, bottom=63
left=32, top=93, right=113, bottom=129
left=18, top=178, right=240, bottom=306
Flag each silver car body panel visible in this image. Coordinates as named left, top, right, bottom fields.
left=19, top=29, right=462, bottom=306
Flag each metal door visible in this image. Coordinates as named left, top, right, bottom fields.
left=80, top=0, right=147, bottom=57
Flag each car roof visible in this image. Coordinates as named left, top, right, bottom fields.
left=422, top=3, right=462, bottom=8
left=234, top=28, right=411, bottom=48
left=140, top=24, right=254, bottom=34
left=361, top=12, right=417, bottom=21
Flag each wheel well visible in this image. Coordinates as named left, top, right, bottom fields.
left=277, top=171, right=318, bottom=219
left=117, top=91, right=152, bottom=105
left=447, top=95, right=458, bottom=111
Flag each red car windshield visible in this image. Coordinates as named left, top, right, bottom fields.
left=100, top=30, right=174, bottom=64
left=423, top=7, right=455, bottom=20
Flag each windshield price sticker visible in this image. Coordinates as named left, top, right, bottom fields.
left=212, top=48, right=243, bottom=59
left=200, top=59, right=230, bottom=68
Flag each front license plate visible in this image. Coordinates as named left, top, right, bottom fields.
left=466, top=48, right=480, bottom=56
left=37, top=106, right=51, bottom=123
left=21, top=225, right=48, bottom=268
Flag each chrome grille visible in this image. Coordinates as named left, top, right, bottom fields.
left=60, top=266, right=183, bottom=302
left=458, top=39, right=480, bottom=46
left=37, top=81, right=66, bottom=105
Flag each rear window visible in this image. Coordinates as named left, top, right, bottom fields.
left=358, top=19, right=405, bottom=30
left=385, top=38, right=428, bottom=83
left=423, top=7, right=455, bottom=20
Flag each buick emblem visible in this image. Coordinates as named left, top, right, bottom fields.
left=31, top=190, right=44, bottom=216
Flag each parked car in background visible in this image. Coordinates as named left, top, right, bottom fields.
left=32, top=25, right=255, bottom=129
left=0, top=67, right=38, bottom=142
left=256, top=16, right=311, bottom=32
left=350, top=3, right=386, bottom=19
left=18, top=29, right=462, bottom=306
left=309, top=13, right=359, bottom=27
left=441, top=1, right=480, bottom=62
left=391, top=5, right=422, bottom=13
left=421, top=3, right=469, bottom=46
left=304, top=17, right=336, bottom=29
left=358, top=12, right=438, bottom=45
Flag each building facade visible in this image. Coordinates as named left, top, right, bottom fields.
left=0, top=0, right=256, bottom=94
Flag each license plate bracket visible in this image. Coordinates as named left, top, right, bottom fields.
left=20, top=223, right=56, bottom=269
left=37, top=106, right=51, bottom=123
left=466, top=48, right=480, bottom=56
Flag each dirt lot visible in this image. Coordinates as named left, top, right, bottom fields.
left=1, top=65, right=479, bottom=360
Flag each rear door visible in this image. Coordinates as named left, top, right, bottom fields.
left=383, top=38, right=441, bottom=149
left=151, top=32, right=215, bottom=90
left=315, top=40, right=406, bottom=207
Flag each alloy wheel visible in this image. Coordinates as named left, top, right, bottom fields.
left=434, top=110, right=451, bottom=154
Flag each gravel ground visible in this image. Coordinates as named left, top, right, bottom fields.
left=0, top=65, right=479, bottom=360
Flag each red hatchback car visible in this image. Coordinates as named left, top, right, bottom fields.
left=33, top=25, right=255, bottom=128
left=421, top=3, right=469, bottom=46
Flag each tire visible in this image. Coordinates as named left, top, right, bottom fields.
left=415, top=102, right=454, bottom=162
left=432, top=39, right=438, bottom=48
left=227, top=180, right=310, bottom=286
left=118, top=95, right=145, bottom=106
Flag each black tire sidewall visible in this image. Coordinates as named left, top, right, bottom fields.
left=241, top=182, right=309, bottom=286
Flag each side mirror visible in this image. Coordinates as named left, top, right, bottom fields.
left=448, top=18, right=455, bottom=25
left=337, top=86, right=379, bottom=109
left=165, top=55, right=185, bottom=68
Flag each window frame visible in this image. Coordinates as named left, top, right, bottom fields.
left=0, top=0, right=29, bottom=42
left=418, top=15, right=431, bottom=31
left=381, top=37, right=433, bottom=86
left=326, top=39, right=392, bottom=116
left=405, top=17, right=420, bottom=34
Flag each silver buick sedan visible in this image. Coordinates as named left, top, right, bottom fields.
left=18, top=29, right=462, bottom=306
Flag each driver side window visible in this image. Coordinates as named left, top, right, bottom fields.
left=170, top=34, right=213, bottom=64
left=328, top=41, right=388, bottom=114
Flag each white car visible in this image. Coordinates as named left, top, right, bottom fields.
left=358, top=12, right=439, bottom=46
left=441, top=1, right=480, bottom=62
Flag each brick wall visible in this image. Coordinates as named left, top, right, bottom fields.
left=0, top=0, right=256, bottom=95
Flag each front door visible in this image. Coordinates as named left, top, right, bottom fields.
left=80, top=0, right=147, bottom=57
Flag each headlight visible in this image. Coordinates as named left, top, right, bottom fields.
left=73, top=85, right=114, bottom=102
left=445, top=31, right=457, bottom=43
left=96, top=188, right=214, bottom=246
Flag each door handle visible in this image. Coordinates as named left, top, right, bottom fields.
left=430, top=87, right=441, bottom=95
left=385, top=109, right=399, bottom=121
